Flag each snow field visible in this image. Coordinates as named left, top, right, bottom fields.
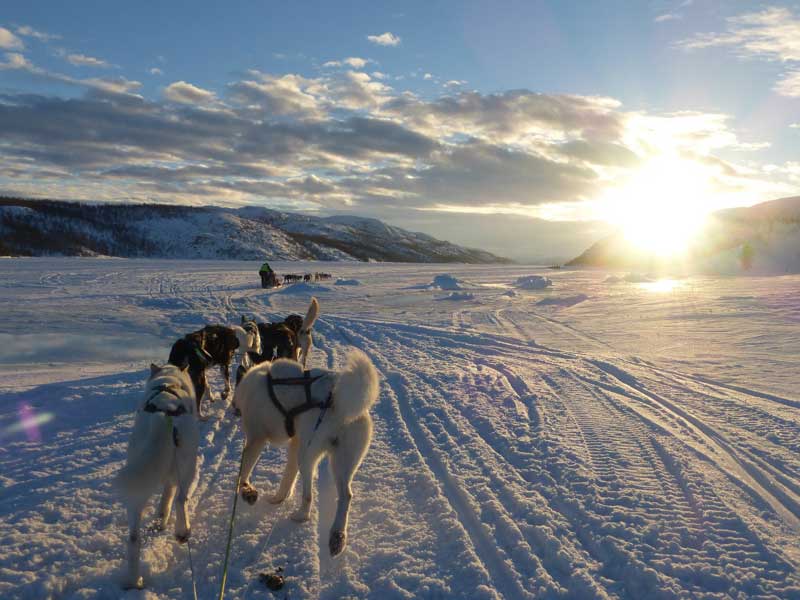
left=0, top=258, right=799, bottom=598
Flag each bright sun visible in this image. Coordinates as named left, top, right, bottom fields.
left=601, top=156, right=711, bottom=257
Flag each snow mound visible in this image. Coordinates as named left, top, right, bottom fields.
left=335, top=278, right=362, bottom=286
left=536, top=294, right=589, bottom=307
left=138, top=297, right=195, bottom=310
left=514, top=275, right=553, bottom=290
left=502, top=289, right=518, bottom=297
left=604, top=275, right=622, bottom=283
left=432, top=274, right=463, bottom=290
left=435, top=292, right=475, bottom=301
left=624, top=273, right=652, bottom=283
left=275, top=282, right=330, bottom=294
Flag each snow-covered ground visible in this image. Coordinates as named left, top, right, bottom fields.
left=1, top=258, right=799, bottom=599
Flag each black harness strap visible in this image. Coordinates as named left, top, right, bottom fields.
left=143, top=384, right=189, bottom=417
left=267, top=370, right=332, bottom=437
left=193, top=344, right=213, bottom=366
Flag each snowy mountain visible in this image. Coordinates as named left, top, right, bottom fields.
left=567, top=195, right=800, bottom=274
left=0, top=198, right=509, bottom=263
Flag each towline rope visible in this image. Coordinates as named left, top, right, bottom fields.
left=218, top=440, right=246, bottom=600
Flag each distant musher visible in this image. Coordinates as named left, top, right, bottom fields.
left=259, top=261, right=278, bottom=288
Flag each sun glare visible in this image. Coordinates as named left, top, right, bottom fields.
left=601, top=156, right=711, bottom=257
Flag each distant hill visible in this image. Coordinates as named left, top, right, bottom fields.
left=566, top=196, right=800, bottom=274
left=0, top=198, right=510, bottom=264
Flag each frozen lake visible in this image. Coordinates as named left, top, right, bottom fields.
left=1, top=258, right=799, bottom=598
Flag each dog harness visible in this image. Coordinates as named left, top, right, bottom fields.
left=266, top=370, right=332, bottom=437
left=142, top=384, right=189, bottom=447
left=143, top=384, right=188, bottom=417
left=193, top=345, right=213, bottom=366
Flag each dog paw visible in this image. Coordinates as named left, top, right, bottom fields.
left=175, top=530, right=191, bottom=544
left=122, top=576, right=144, bottom=590
left=329, top=530, right=347, bottom=557
left=290, top=510, right=310, bottom=523
left=240, top=483, right=259, bottom=505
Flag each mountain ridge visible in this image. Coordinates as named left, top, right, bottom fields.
left=0, top=198, right=511, bottom=264
left=566, top=195, right=800, bottom=273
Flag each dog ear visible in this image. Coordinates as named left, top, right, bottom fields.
left=180, top=363, right=189, bottom=373
left=150, top=363, right=161, bottom=377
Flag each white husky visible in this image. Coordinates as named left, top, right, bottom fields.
left=116, top=363, right=200, bottom=590
left=236, top=349, right=378, bottom=556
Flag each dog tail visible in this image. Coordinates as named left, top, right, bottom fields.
left=302, top=297, right=319, bottom=332
left=116, top=417, right=173, bottom=499
left=332, top=349, right=379, bottom=423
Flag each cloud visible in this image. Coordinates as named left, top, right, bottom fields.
left=65, top=53, right=112, bottom=68
left=330, top=71, right=393, bottom=110
left=384, top=90, right=625, bottom=145
left=163, top=81, right=217, bottom=104
left=655, top=13, right=681, bottom=23
left=367, top=32, right=401, bottom=46
left=790, top=123, right=800, bottom=129
left=443, top=79, right=467, bottom=88
left=0, top=65, right=790, bottom=233
left=423, top=73, right=433, bottom=80
left=149, top=67, right=163, bottom=76
left=228, top=72, right=325, bottom=117
left=775, top=69, right=800, bottom=97
left=679, top=7, right=800, bottom=61
left=0, top=52, right=140, bottom=95
left=0, top=52, right=33, bottom=70
left=84, top=77, right=142, bottom=95
left=323, top=57, right=373, bottom=69
left=16, top=25, right=59, bottom=42
left=0, top=27, right=24, bottom=50
left=678, top=7, right=800, bottom=97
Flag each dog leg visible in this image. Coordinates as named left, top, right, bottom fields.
left=203, top=370, right=218, bottom=403
left=123, top=500, right=146, bottom=590
left=221, top=363, right=232, bottom=399
left=174, top=439, right=198, bottom=544
left=156, top=482, right=177, bottom=531
left=291, top=443, right=324, bottom=523
left=239, top=434, right=268, bottom=505
left=194, top=372, right=206, bottom=418
left=300, top=344, right=308, bottom=369
left=269, top=435, right=299, bottom=504
left=235, top=364, right=247, bottom=387
left=328, top=419, right=370, bottom=556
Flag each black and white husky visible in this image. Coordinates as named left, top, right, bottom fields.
left=169, top=323, right=261, bottom=416
left=235, top=349, right=378, bottom=556
left=116, top=363, right=200, bottom=590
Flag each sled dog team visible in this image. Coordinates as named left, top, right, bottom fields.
left=116, top=297, right=379, bottom=590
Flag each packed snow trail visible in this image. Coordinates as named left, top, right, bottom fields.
left=1, top=259, right=799, bottom=598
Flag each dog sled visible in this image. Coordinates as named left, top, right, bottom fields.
left=258, top=261, right=281, bottom=288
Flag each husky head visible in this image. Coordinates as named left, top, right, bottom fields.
left=237, top=318, right=262, bottom=355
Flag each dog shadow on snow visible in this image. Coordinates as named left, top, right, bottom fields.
left=0, top=369, right=166, bottom=596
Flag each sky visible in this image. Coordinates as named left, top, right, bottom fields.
left=1, top=1, right=799, bottom=261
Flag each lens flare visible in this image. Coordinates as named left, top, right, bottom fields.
left=0, top=404, right=54, bottom=443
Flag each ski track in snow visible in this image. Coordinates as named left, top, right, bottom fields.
left=1, top=259, right=799, bottom=599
